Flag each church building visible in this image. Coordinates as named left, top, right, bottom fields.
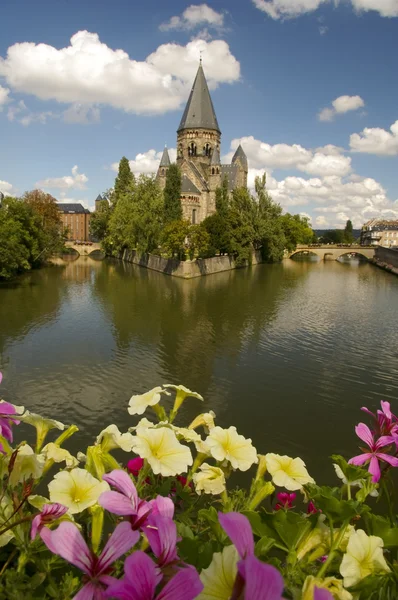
left=156, top=61, right=248, bottom=224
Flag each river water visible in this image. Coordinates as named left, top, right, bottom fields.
left=0, top=256, right=397, bottom=483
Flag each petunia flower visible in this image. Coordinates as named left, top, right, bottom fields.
left=302, top=576, right=351, bottom=600
left=265, top=454, right=315, bottom=491
left=99, top=469, right=152, bottom=528
left=96, top=425, right=135, bottom=453
left=132, top=427, right=193, bottom=477
left=199, top=512, right=284, bottom=600
left=9, top=444, right=46, bottom=486
left=188, top=411, right=216, bottom=432
left=192, top=463, right=226, bottom=495
left=275, top=492, right=296, bottom=511
left=128, top=387, right=167, bottom=416
left=198, top=545, right=239, bottom=600
left=42, top=520, right=139, bottom=599
left=48, top=467, right=109, bottom=514
left=163, top=384, right=204, bottom=417
left=206, top=426, right=258, bottom=472
left=106, top=550, right=203, bottom=600
left=41, top=442, right=79, bottom=468
left=340, top=529, right=390, bottom=588
left=0, top=399, right=24, bottom=452
left=20, top=411, right=64, bottom=451
left=31, top=503, right=68, bottom=549
left=348, top=423, right=398, bottom=483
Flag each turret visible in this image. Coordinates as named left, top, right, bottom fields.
left=156, top=147, right=171, bottom=190
left=231, top=144, right=248, bottom=188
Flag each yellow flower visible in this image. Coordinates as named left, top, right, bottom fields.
left=193, top=463, right=226, bottom=495
left=9, top=444, right=45, bottom=486
left=163, top=384, right=204, bottom=413
left=41, top=443, right=79, bottom=468
left=188, top=411, right=216, bottom=432
left=132, top=427, right=193, bottom=476
left=340, top=529, right=390, bottom=588
left=302, top=576, right=352, bottom=600
left=48, top=467, right=109, bottom=514
left=128, top=387, right=166, bottom=416
left=172, top=426, right=202, bottom=444
left=20, top=411, right=65, bottom=450
left=255, top=454, right=268, bottom=480
left=95, top=424, right=134, bottom=452
left=206, top=426, right=258, bottom=471
left=265, top=453, right=314, bottom=491
left=198, top=545, right=238, bottom=600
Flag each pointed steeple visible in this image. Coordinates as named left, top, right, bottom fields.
left=211, top=147, right=220, bottom=165
left=159, top=147, right=171, bottom=167
left=178, top=63, right=220, bottom=133
left=232, top=144, right=248, bottom=170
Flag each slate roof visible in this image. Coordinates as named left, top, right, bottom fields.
left=57, top=203, right=90, bottom=214
left=220, top=164, right=239, bottom=191
left=232, top=144, right=248, bottom=170
left=159, top=147, right=171, bottom=167
left=211, top=147, right=221, bottom=165
left=178, top=64, right=220, bottom=133
left=181, top=175, right=201, bottom=195
left=95, top=194, right=103, bottom=202
left=188, top=161, right=210, bottom=191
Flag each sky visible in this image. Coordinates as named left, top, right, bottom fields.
left=1, top=0, right=398, bottom=228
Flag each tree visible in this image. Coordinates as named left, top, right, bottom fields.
left=215, top=175, right=229, bottom=218
left=253, top=175, right=286, bottom=262
left=202, top=213, right=231, bottom=256
left=161, top=220, right=190, bottom=260
left=113, top=157, right=135, bottom=204
left=228, top=187, right=257, bottom=264
left=23, top=190, right=65, bottom=255
left=344, top=219, right=354, bottom=243
left=187, top=224, right=210, bottom=260
left=281, top=213, right=316, bottom=251
left=320, top=230, right=345, bottom=244
left=163, top=164, right=182, bottom=224
left=90, top=199, right=111, bottom=241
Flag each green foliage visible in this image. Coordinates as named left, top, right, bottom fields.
left=163, top=164, right=182, bottom=224
left=228, top=187, right=257, bottom=265
left=89, top=198, right=111, bottom=241
left=113, top=157, right=135, bottom=204
left=215, top=176, right=229, bottom=219
left=187, top=224, right=210, bottom=260
left=344, top=219, right=355, bottom=243
left=320, top=229, right=346, bottom=244
left=201, top=213, right=231, bottom=256
left=253, top=175, right=286, bottom=262
left=281, top=213, right=317, bottom=251
left=161, top=219, right=190, bottom=260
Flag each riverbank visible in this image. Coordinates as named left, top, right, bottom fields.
left=119, top=249, right=263, bottom=278
left=371, top=246, right=398, bottom=277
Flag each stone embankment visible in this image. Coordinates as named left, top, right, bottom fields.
left=120, top=249, right=263, bottom=278
left=371, top=246, right=398, bottom=276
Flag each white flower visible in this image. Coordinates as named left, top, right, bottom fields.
left=193, top=463, right=226, bottom=495
left=132, top=427, right=193, bottom=476
left=340, top=529, right=390, bottom=588
left=265, top=454, right=315, bottom=491
left=195, top=438, right=212, bottom=456
left=198, top=545, right=238, bottom=600
left=95, top=424, right=134, bottom=452
left=41, top=442, right=79, bottom=468
left=20, top=411, right=65, bottom=449
left=188, top=411, right=216, bottom=432
left=48, top=468, right=109, bottom=514
left=333, top=464, right=378, bottom=497
left=302, top=576, right=352, bottom=600
left=77, top=451, right=87, bottom=463
left=172, top=426, right=201, bottom=444
left=164, top=385, right=204, bottom=412
left=206, top=426, right=258, bottom=472
left=128, top=387, right=166, bottom=416
left=9, top=444, right=45, bottom=486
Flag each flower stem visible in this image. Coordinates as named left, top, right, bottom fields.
left=317, top=522, right=349, bottom=578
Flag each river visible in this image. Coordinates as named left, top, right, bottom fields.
left=1, top=256, right=397, bottom=483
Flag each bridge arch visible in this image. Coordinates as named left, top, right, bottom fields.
left=63, top=242, right=104, bottom=258
left=287, top=246, right=375, bottom=261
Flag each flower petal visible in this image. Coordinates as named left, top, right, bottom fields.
left=354, top=424, right=374, bottom=449
left=348, top=453, right=372, bottom=466
left=103, top=470, right=138, bottom=505
left=109, top=551, right=161, bottom=599
left=73, top=582, right=98, bottom=600
left=50, top=522, right=92, bottom=575
left=157, top=566, right=203, bottom=600
left=98, top=521, right=140, bottom=573
left=218, top=512, right=254, bottom=559
left=99, top=491, right=137, bottom=516
left=238, top=555, right=284, bottom=600
left=149, top=495, right=175, bottom=520
left=377, top=453, right=398, bottom=468
left=144, top=515, right=178, bottom=566
left=368, top=456, right=381, bottom=483
left=375, top=436, right=395, bottom=450
left=314, top=587, right=334, bottom=600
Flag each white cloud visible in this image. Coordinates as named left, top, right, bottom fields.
left=318, top=95, right=365, bottom=121
left=253, top=0, right=398, bottom=18
left=0, top=85, right=10, bottom=109
left=111, top=148, right=177, bottom=175
left=160, top=4, right=224, bottom=31
left=315, top=215, right=329, bottom=226
left=350, top=120, right=398, bottom=155
left=0, top=31, right=239, bottom=116
left=36, top=165, right=88, bottom=190
left=6, top=99, right=57, bottom=126
left=0, top=180, right=16, bottom=196
left=63, top=103, right=100, bottom=124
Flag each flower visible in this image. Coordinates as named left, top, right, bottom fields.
left=206, top=426, right=258, bottom=472
left=265, top=454, right=315, bottom=491
left=9, top=444, right=45, bottom=486
left=20, top=411, right=64, bottom=450
left=362, top=401, right=398, bottom=435
left=128, top=387, right=166, bottom=416
left=144, top=513, right=179, bottom=567
left=43, top=520, right=138, bottom=599
left=0, top=399, right=24, bottom=452
left=31, top=503, right=68, bottom=547
left=41, top=442, right=79, bottom=468
left=96, top=424, right=135, bottom=453
left=255, top=454, right=268, bottom=480
left=0, top=497, right=16, bottom=548
left=107, top=550, right=203, bottom=600
left=275, top=492, right=296, bottom=510
left=193, top=463, right=226, bottom=495
left=188, top=411, right=216, bottom=432
left=302, top=576, right=352, bottom=600
left=333, top=463, right=378, bottom=497
left=127, top=456, right=144, bottom=476
left=163, top=385, right=204, bottom=413
left=340, top=529, right=390, bottom=588
left=348, top=423, right=398, bottom=483
left=172, top=426, right=202, bottom=444
left=198, top=545, right=239, bottom=600
left=99, top=469, right=152, bottom=528
left=48, top=467, right=109, bottom=514
left=132, top=427, right=193, bottom=476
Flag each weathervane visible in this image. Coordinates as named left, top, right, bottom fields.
left=199, top=50, right=203, bottom=64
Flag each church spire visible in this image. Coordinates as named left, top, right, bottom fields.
left=177, top=63, right=220, bottom=133
left=159, top=146, right=171, bottom=167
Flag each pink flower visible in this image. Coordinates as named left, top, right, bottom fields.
left=218, top=512, right=284, bottom=599
left=106, top=550, right=203, bottom=599
left=361, top=401, right=398, bottom=436
left=31, top=503, right=68, bottom=548
left=275, top=492, right=296, bottom=511
left=127, top=457, right=144, bottom=476
left=143, top=514, right=179, bottom=568
left=314, top=588, right=333, bottom=600
left=349, top=423, right=398, bottom=483
left=307, top=501, right=319, bottom=515
left=42, top=520, right=139, bottom=599
left=0, top=399, right=21, bottom=451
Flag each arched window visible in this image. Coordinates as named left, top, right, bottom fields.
left=161, top=169, right=165, bottom=175
left=212, top=168, right=215, bottom=175
left=216, top=168, right=219, bottom=174
left=203, top=143, right=211, bottom=157
left=188, top=142, right=197, bottom=157
left=192, top=209, right=197, bottom=224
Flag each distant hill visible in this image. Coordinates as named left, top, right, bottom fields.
left=314, top=229, right=361, bottom=239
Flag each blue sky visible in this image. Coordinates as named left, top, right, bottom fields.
left=1, top=0, right=398, bottom=227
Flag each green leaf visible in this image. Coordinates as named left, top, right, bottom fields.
left=255, top=536, right=275, bottom=558
left=305, top=484, right=361, bottom=522
left=367, top=514, right=398, bottom=548
left=176, top=522, right=194, bottom=539
left=241, top=511, right=276, bottom=540
left=331, top=454, right=371, bottom=483
left=271, top=510, right=311, bottom=550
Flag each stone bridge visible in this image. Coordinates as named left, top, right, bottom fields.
left=286, top=245, right=375, bottom=261
left=65, top=241, right=104, bottom=256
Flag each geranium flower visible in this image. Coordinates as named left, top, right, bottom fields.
left=20, top=411, right=64, bottom=451
left=127, top=457, right=144, bottom=476
left=31, top=503, right=68, bottom=549
left=265, top=454, right=315, bottom=491
left=42, top=520, right=139, bottom=599
left=199, top=512, right=284, bottom=600
left=340, top=529, right=390, bottom=588
left=143, top=513, right=179, bottom=567
left=128, top=387, right=166, bottom=416
left=362, top=401, right=398, bottom=435
left=99, top=469, right=151, bottom=528
left=9, top=444, right=46, bottom=486
left=193, top=463, right=226, bottom=495
left=96, top=425, right=135, bottom=453
left=41, top=442, right=79, bottom=468
left=132, top=427, right=193, bottom=476
left=348, top=423, right=398, bottom=483
left=48, top=467, right=109, bottom=514
left=206, top=426, right=258, bottom=472
left=106, top=550, right=203, bottom=600
left=0, top=399, right=24, bottom=452
left=275, top=492, right=296, bottom=511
